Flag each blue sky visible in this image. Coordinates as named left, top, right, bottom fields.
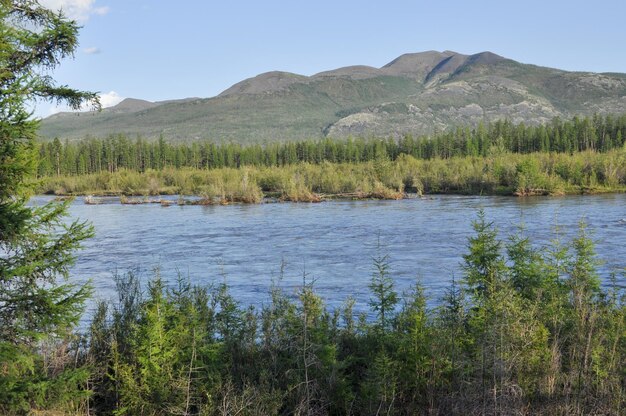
left=36, top=0, right=626, bottom=117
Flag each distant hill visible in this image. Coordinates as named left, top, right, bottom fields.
left=39, top=51, right=626, bottom=142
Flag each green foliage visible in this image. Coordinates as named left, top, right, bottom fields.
left=506, top=227, right=546, bottom=300
left=68, top=216, right=626, bottom=415
left=368, top=245, right=398, bottom=331
left=38, top=148, right=626, bottom=199
left=463, top=210, right=506, bottom=300
left=34, top=113, right=626, bottom=177
left=0, top=1, right=98, bottom=413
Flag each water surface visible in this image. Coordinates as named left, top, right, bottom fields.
left=31, top=194, right=626, bottom=314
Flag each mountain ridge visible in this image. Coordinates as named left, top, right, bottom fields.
left=40, top=50, right=626, bottom=142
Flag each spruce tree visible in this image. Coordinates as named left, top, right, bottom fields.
left=463, top=210, right=506, bottom=300
left=0, top=0, right=98, bottom=411
left=368, top=243, right=397, bottom=332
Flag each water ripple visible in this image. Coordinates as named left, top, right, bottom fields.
left=28, top=194, right=626, bottom=313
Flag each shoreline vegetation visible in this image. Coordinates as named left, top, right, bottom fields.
left=10, top=213, right=626, bottom=415
left=40, top=150, right=626, bottom=203
left=36, top=114, right=626, bottom=202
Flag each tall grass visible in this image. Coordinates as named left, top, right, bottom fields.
left=38, top=150, right=626, bottom=201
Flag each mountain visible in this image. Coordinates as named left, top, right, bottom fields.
left=39, top=51, right=626, bottom=142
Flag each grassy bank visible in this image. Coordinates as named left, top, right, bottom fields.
left=38, top=150, right=626, bottom=202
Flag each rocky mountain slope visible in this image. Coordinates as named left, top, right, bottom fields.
left=40, top=51, right=626, bottom=142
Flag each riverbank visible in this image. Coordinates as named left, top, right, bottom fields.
left=24, top=205, right=626, bottom=415
left=37, top=150, right=626, bottom=202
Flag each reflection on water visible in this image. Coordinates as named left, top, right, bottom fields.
left=30, top=194, right=626, bottom=315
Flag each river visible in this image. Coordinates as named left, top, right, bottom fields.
left=31, top=194, right=626, bottom=315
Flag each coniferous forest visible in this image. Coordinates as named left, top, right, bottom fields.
left=1, top=1, right=625, bottom=415
left=38, top=114, right=626, bottom=176
left=35, top=116, right=626, bottom=200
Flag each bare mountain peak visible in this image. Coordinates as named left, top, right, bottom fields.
left=381, top=50, right=466, bottom=79
left=219, top=71, right=308, bottom=97
left=313, top=65, right=381, bottom=79
left=217, top=51, right=510, bottom=98
left=110, top=98, right=157, bottom=113
left=382, top=50, right=457, bottom=68
left=381, top=50, right=508, bottom=72
left=466, top=51, right=507, bottom=65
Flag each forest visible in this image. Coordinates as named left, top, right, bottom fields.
left=33, top=114, right=626, bottom=200
left=38, top=114, right=626, bottom=176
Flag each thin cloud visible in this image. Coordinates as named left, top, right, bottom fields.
left=39, top=0, right=110, bottom=22
left=94, top=6, right=110, bottom=15
left=99, top=91, right=124, bottom=108
left=48, top=90, right=124, bottom=115
left=84, top=46, right=101, bottom=55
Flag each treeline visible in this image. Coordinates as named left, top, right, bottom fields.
left=38, top=114, right=626, bottom=177
left=6, top=215, right=625, bottom=415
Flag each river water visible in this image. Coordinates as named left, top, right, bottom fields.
left=31, top=194, right=626, bottom=314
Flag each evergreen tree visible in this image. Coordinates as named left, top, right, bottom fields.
left=462, top=210, right=506, bottom=300
left=368, top=243, right=397, bottom=332
left=507, top=226, right=546, bottom=300
left=0, top=1, right=98, bottom=412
